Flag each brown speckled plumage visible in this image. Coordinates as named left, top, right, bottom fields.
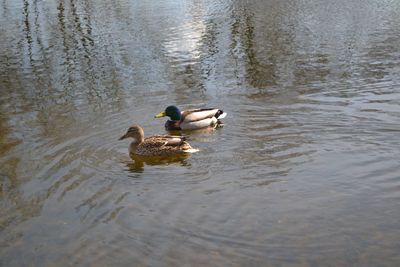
left=119, top=125, right=197, bottom=156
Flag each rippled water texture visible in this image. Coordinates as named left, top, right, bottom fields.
left=1, top=0, right=400, bottom=266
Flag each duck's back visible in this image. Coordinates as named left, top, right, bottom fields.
left=135, top=136, right=193, bottom=156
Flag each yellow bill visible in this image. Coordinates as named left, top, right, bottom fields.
left=154, top=111, right=166, bottom=118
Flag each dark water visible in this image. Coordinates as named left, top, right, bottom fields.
left=1, top=0, right=400, bottom=266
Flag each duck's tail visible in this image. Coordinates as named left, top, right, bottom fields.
left=215, top=109, right=227, bottom=119
left=184, top=148, right=200, bottom=153
left=218, top=112, right=227, bottom=119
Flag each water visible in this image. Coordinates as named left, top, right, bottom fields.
left=1, top=0, right=400, bottom=266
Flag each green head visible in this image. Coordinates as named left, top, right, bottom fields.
left=155, top=106, right=181, bottom=121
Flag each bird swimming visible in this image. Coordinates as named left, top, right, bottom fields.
left=119, top=125, right=198, bottom=156
left=155, top=105, right=227, bottom=130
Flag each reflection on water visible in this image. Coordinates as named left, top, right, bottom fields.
left=127, top=154, right=191, bottom=173
left=1, top=0, right=400, bottom=266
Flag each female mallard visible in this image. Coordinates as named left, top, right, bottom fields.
left=154, top=105, right=227, bottom=130
left=119, top=125, right=198, bottom=156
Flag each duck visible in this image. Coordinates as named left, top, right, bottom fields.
left=119, top=125, right=198, bottom=156
left=154, top=105, right=227, bottom=130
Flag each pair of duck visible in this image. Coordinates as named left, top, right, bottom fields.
left=119, top=105, right=227, bottom=156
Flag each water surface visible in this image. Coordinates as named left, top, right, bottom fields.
left=1, top=0, right=400, bottom=266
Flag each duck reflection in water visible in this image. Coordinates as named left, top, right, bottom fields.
left=166, top=124, right=221, bottom=137
left=127, top=153, right=191, bottom=173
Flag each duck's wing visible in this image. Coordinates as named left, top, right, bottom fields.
left=182, top=108, right=224, bottom=122
left=146, top=135, right=186, bottom=147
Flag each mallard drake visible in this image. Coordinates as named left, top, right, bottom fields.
left=119, top=125, right=198, bottom=156
left=154, top=105, right=227, bottom=130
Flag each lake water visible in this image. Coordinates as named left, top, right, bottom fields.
left=1, top=0, right=400, bottom=266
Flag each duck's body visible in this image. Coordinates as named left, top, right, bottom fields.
left=155, top=106, right=227, bottom=130
left=119, top=125, right=198, bottom=156
left=129, top=135, right=195, bottom=156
